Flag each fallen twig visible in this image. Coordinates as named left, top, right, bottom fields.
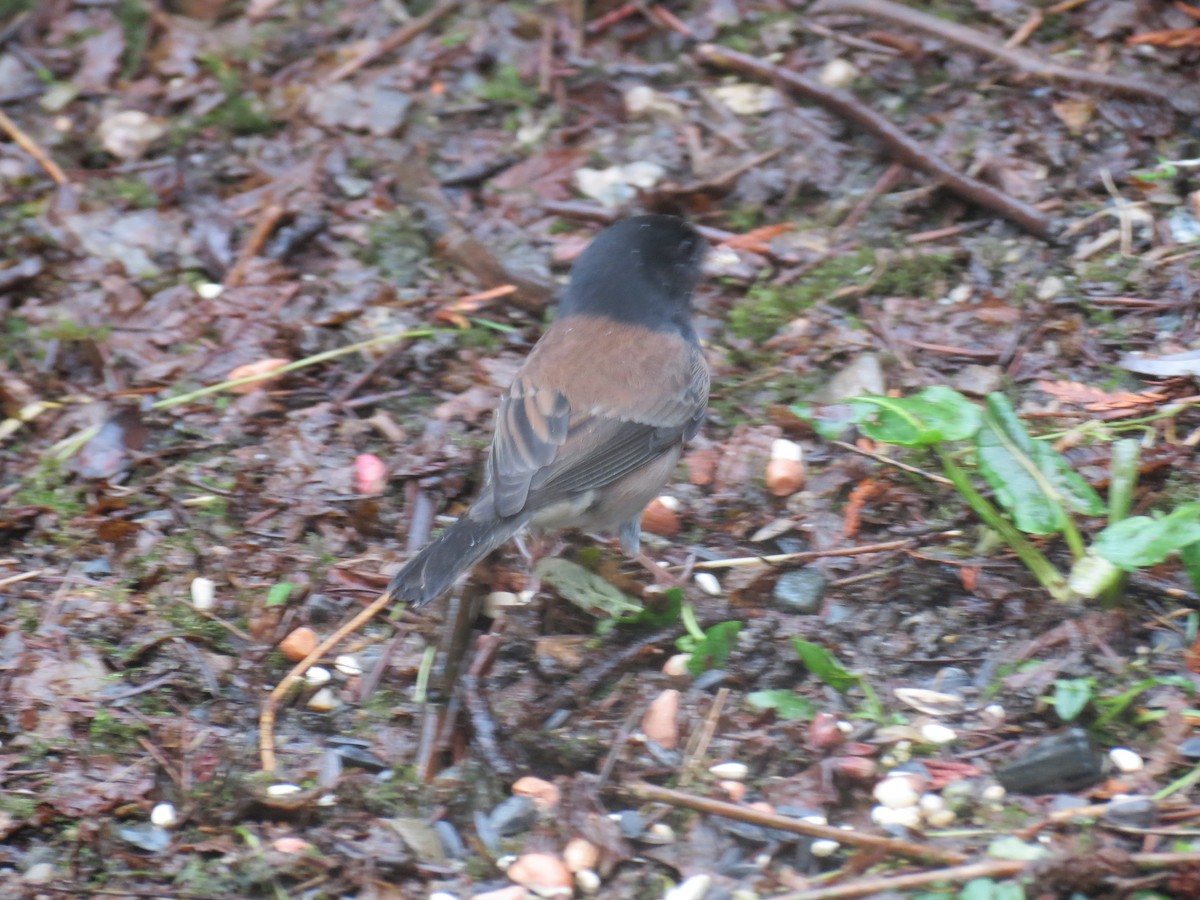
left=0, top=107, right=69, bottom=186
left=324, top=0, right=463, bottom=85
left=694, top=44, right=1059, bottom=241
left=260, top=590, right=395, bottom=772
left=813, top=0, right=1199, bottom=113
left=691, top=538, right=915, bottom=570
left=626, top=781, right=968, bottom=865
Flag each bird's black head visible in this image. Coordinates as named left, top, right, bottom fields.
left=557, top=215, right=706, bottom=333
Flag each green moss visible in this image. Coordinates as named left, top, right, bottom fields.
left=16, top=460, right=87, bottom=518
left=357, top=209, right=430, bottom=287
left=875, top=250, right=959, bottom=296
left=729, top=248, right=876, bottom=341
left=0, top=792, right=37, bottom=819
left=115, top=0, right=150, bottom=80
left=475, top=64, right=539, bottom=106
left=91, top=176, right=158, bottom=210
left=197, top=54, right=279, bottom=136
left=88, top=708, right=148, bottom=751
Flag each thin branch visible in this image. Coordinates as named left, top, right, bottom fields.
left=694, top=44, right=1059, bottom=242
left=626, top=781, right=968, bottom=865
left=813, top=0, right=1199, bottom=113
left=324, top=0, right=463, bottom=85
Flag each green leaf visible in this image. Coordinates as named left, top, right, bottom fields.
left=1053, top=678, right=1093, bottom=722
left=1092, top=504, right=1200, bottom=570
left=961, top=878, right=1026, bottom=900
left=1181, top=540, right=1200, bottom=593
left=793, top=639, right=858, bottom=693
left=851, top=386, right=981, bottom=447
left=687, top=621, right=742, bottom=675
left=266, top=582, right=296, bottom=607
left=747, top=690, right=816, bottom=721
left=975, top=394, right=1104, bottom=535
left=536, top=558, right=642, bottom=618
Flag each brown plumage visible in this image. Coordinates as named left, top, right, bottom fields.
left=386, top=215, right=709, bottom=609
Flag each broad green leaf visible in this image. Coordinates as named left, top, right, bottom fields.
left=746, top=690, right=816, bottom=721
left=793, top=639, right=859, bottom=693
left=599, top=587, right=682, bottom=635
left=536, top=557, right=642, bottom=617
left=976, top=393, right=1103, bottom=535
left=266, top=582, right=296, bottom=607
left=851, top=386, right=981, bottom=447
left=1182, top=541, right=1200, bottom=594
left=687, top=620, right=742, bottom=674
left=1053, top=678, right=1093, bottom=721
left=1092, top=504, right=1200, bottom=570
left=961, top=878, right=1026, bottom=900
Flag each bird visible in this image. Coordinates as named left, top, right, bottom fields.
left=385, top=214, right=710, bottom=610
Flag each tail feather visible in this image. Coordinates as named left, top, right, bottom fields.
left=386, top=515, right=523, bottom=609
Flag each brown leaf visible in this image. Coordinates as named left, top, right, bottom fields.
left=1036, top=379, right=1166, bottom=411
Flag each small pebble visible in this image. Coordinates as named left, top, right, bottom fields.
left=512, top=775, right=561, bottom=810
left=644, top=822, right=676, bottom=844
left=642, top=689, right=681, bottom=749
left=662, top=653, right=692, bottom=677
left=773, top=568, right=826, bottom=614
left=490, top=796, right=538, bottom=837
left=925, top=808, right=957, bottom=828
left=981, top=703, right=1006, bottom=727
left=811, top=839, right=840, bottom=857
left=615, top=810, right=645, bottom=839
left=305, top=666, right=332, bottom=686
left=818, top=58, right=858, bottom=88
left=266, top=784, right=302, bottom=797
left=694, top=572, right=722, bottom=596
left=982, top=784, right=1007, bottom=802
left=273, top=836, right=311, bottom=854
left=1109, top=748, right=1144, bottom=773
left=334, top=655, right=362, bottom=676
left=150, top=802, right=177, bottom=829
left=664, top=873, right=712, bottom=900
left=575, top=868, right=601, bottom=894
left=306, top=687, right=338, bottom=712
left=196, top=282, right=223, bottom=300
left=22, top=863, right=55, bottom=884
left=190, top=577, right=215, bottom=611
left=507, top=852, right=572, bottom=894
left=563, top=838, right=599, bottom=873
left=921, top=723, right=957, bottom=745
left=708, top=761, right=749, bottom=781
left=1179, top=736, right=1200, bottom=760
left=279, top=627, right=317, bottom=662
left=873, top=776, right=920, bottom=810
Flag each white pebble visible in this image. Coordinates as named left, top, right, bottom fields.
left=150, top=802, right=177, bottom=828
left=918, top=793, right=945, bottom=813
left=801, top=813, right=828, bottom=826
left=305, top=666, right=332, bottom=686
left=576, top=868, right=601, bottom=894
left=429, top=893, right=458, bottom=900
left=920, top=723, right=957, bottom=745
left=982, top=784, right=1007, bottom=802
left=870, top=805, right=921, bottom=828
left=818, top=58, right=859, bottom=89
left=694, top=572, right=722, bottom=596
left=1110, top=748, right=1144, bottom=773
left=708, top=762, right=748, bottom=781
left=925, top=808, right=957, bottom=828
left=334, top=655, right=362, bottom=677
left=267, top=784, right=302, bottom=797
left=190, top=577, right=215, bottom=611
left=770, top=438, right=803, bottom=462
left=306, top=687, right=338, bottom=711
left=981, top=703, right=1006, bottom=727
left=655, top=494, right=681, bottom=512
left=836, top=720, right=854, bottom=734
left=196, top=282, right=224, bottom=300
left=662, top=653, right=693, bottom=677
left=811, top=838, right=840, bottom=857
left=664, top=873, right=712, bottom=900
left=645, top=823, right=676, bottom=844
left=873, top=776, right=919, bottom=810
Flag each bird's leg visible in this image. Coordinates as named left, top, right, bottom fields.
left=620, top=518, right=692, bottom=587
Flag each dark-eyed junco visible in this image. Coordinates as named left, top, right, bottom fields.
left=386, top=214, right=709, bottom=609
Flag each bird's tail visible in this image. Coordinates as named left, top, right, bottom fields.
left=386, top=515, right=523, bottom=609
